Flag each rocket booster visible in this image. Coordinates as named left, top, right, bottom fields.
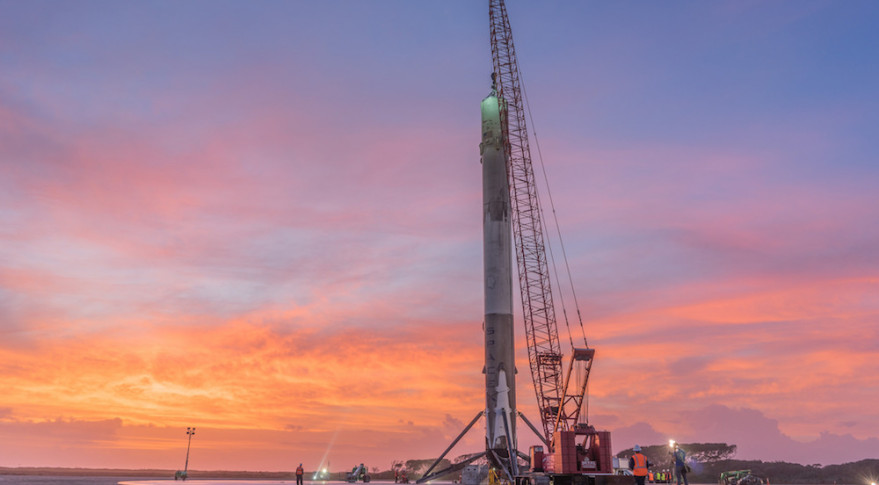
left=480, top=81, right=516, bottom=455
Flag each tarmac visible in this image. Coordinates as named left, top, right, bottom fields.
left=119, top=482, right=356, bottom=485
left=118, top=482, right=299, bottom=485
left=118, top=482, right=449, bottom=485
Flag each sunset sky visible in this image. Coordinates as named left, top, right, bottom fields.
left=2, top=0, right=878, bottom=473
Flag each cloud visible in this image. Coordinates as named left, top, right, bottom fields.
left=685, top=405, right=879, bottom=465
left=1, top=0, right=878, bottom=472
left=606, top=405, right=879, bottom=465
left=0, top=79, right=484, bottom=338
left=0, top=417, right=122, bottom=445
left=610, top=422, right=667, bottom=451
left=0, top=318, right=486, bottom=433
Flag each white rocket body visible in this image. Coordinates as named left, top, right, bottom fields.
left=480, top=88, right=517, bottom=454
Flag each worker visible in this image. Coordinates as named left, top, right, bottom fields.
left=671, top=443, right=689, bottom=485
left=628, top=445, right=652, bottom=485
left=296, top=463, right=304, bottom=485
left=488, top=467, right=500, bottom=485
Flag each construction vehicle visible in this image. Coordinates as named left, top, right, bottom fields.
left=720, top=470, right=769, bottom=485
left=611, top=457, right=633, bottom=477
left=347, top=463, right=371, bottom=483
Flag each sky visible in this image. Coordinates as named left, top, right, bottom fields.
left=1, top=0, right=878, bottom=473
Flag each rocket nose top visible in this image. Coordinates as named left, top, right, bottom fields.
left=481, top=92, right=502, bottom=151
left=481, top=93, right=501, bottom=122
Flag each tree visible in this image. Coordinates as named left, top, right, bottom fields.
left=685, top=443, right=737, bottom=463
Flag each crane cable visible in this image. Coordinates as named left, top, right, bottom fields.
left=517, top=79, right=574, bottom=351
left=520, top=69, right=592, bottom=424
left=519, top=71, right=589, bottom=350
left=541, top=197, right=575, bottom=350
left=506, top=70, right=575, bottom=351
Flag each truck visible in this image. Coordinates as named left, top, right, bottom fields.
left=720, top=470, right=768, bottom=485
left=347, top=463, right=371, bottom=483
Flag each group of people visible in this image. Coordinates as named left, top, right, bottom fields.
left=649, top=470, right=675, bottom=483
left=629, top=443, right=690, bottom=485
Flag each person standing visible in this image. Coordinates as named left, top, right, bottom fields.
left=672, top=444, right=689, bottom=485
left=296, top=463, right=304, bottom=485
left=629, top=445, right=652, bottom=485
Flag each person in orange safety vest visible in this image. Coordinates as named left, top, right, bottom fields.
left=296, top=464, right=304, bottom=485
left=628, top=445, right=652, bottom=485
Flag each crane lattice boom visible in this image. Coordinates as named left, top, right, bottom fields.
left=488, top=0, right=566, bottom=443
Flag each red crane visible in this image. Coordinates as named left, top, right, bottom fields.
left=490, top=0, right=602, bottom=462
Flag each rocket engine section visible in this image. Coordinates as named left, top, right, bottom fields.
left=480, top=79, right=517, bottom=464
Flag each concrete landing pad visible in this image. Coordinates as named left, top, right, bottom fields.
left=120, top=481, right=307, bottom=485
left=119, top=482, right=440, bottom=485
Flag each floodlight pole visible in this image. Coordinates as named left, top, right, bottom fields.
left=184, top=427, right=196, bottom=474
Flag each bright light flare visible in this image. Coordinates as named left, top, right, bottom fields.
left=669, top=439, right=676, bottom=447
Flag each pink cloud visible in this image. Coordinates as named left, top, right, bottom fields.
left=604, top=405, right=879, bottom=465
